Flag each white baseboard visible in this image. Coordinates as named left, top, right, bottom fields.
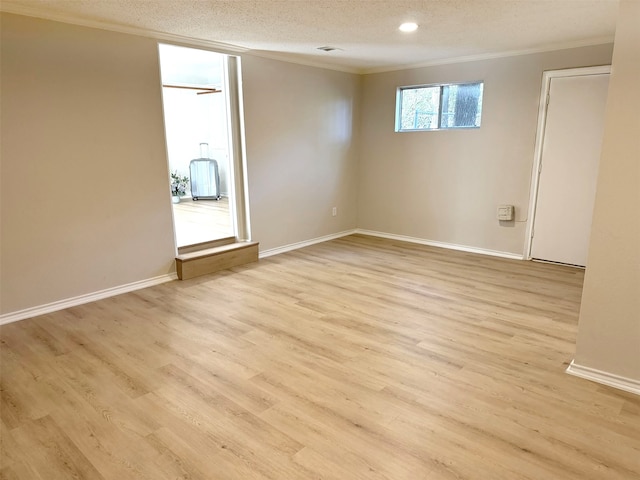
left=259, top=229, right=358, bottom=258
left=258, top=228, right=524, bottom=261
left=0, top=273, right=178, bottom=326
left=0, top=231, right=523, bottom=325
left=355, top=229, right=524, bottom=260
left=566, top=360, right=640, bottom=396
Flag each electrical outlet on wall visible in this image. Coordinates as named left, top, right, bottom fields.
left=332, top=207, right=337, bottom=217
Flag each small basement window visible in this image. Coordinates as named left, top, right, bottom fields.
left=396, top=82, right=484, bottom=132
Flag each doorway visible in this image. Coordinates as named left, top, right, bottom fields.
left=526, top=66, right=610, bottom=267
left=158, top=44, right=247, bottom=248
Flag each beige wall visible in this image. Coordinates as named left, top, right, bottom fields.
left=0, top=14, right=176, bottom=314
left=574, top=1, right=640, bottom=381
left=241, top=55, right=361, bottom=251
left=2, top=12, right=635, bottom=399
left=358, top=45, right=613, bottom=255
left=0, top=14, right=362, bottom=316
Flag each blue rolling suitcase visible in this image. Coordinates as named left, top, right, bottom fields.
left=189, top=158, right=221, bottom=200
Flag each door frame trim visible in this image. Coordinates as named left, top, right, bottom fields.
left=523, top=65, right=611, bottom=260
left=225, top=55, right=252, bottom=242
left=157, top=43, right=252, bottom=251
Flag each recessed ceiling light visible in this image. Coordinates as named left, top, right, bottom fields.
left=399, top=22, right=419, bottom=33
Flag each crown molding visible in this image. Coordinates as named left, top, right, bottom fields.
left=0, top=3, right=248, bottom=55
left=361, top=36, right=615, bottom=75
left=244, top=50, right=361, bottom=74
left=1, top=5, right=614, bottom=76
left=252, top=36, right=615, bottom=75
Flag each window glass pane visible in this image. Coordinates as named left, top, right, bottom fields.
left=400, top=86, right=440, bottom=130
left=440, top=82, right=483, bottom=128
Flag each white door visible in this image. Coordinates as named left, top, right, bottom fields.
left=530, top=72, right=609, bottom=266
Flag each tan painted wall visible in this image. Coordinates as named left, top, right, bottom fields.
left=0, top=14, right=362, bottom=315
left=0, top=14, right=176, bottom=314
left=241, top=55, right=361, bottom=251
left=358, top=45, right=613, bottom=255
left=574, top=0, right=640, bottom=381
left=1, top=10, right=632, bottom=382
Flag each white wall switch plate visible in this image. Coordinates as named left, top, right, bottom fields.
left=498, top=205, right=515, bottom=221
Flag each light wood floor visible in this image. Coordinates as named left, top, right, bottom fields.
left=172, top=197, right=233, bottom=247
left=1, top=235, right=639, bottom=479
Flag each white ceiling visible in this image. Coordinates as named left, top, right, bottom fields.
left=1, top=0, right=619, bottom=73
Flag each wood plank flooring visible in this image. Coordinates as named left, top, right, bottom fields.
left=1, top=234, right=639, bottom=479
left=172, top=197, right=233, bottom=247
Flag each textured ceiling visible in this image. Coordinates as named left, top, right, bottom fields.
left=1, top=0, right=619, bottom=73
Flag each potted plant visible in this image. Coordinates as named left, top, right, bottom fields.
left=170, top=171, right=189, bottom=204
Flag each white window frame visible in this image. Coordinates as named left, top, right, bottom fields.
left=395, top=81, right=484, bottom=132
